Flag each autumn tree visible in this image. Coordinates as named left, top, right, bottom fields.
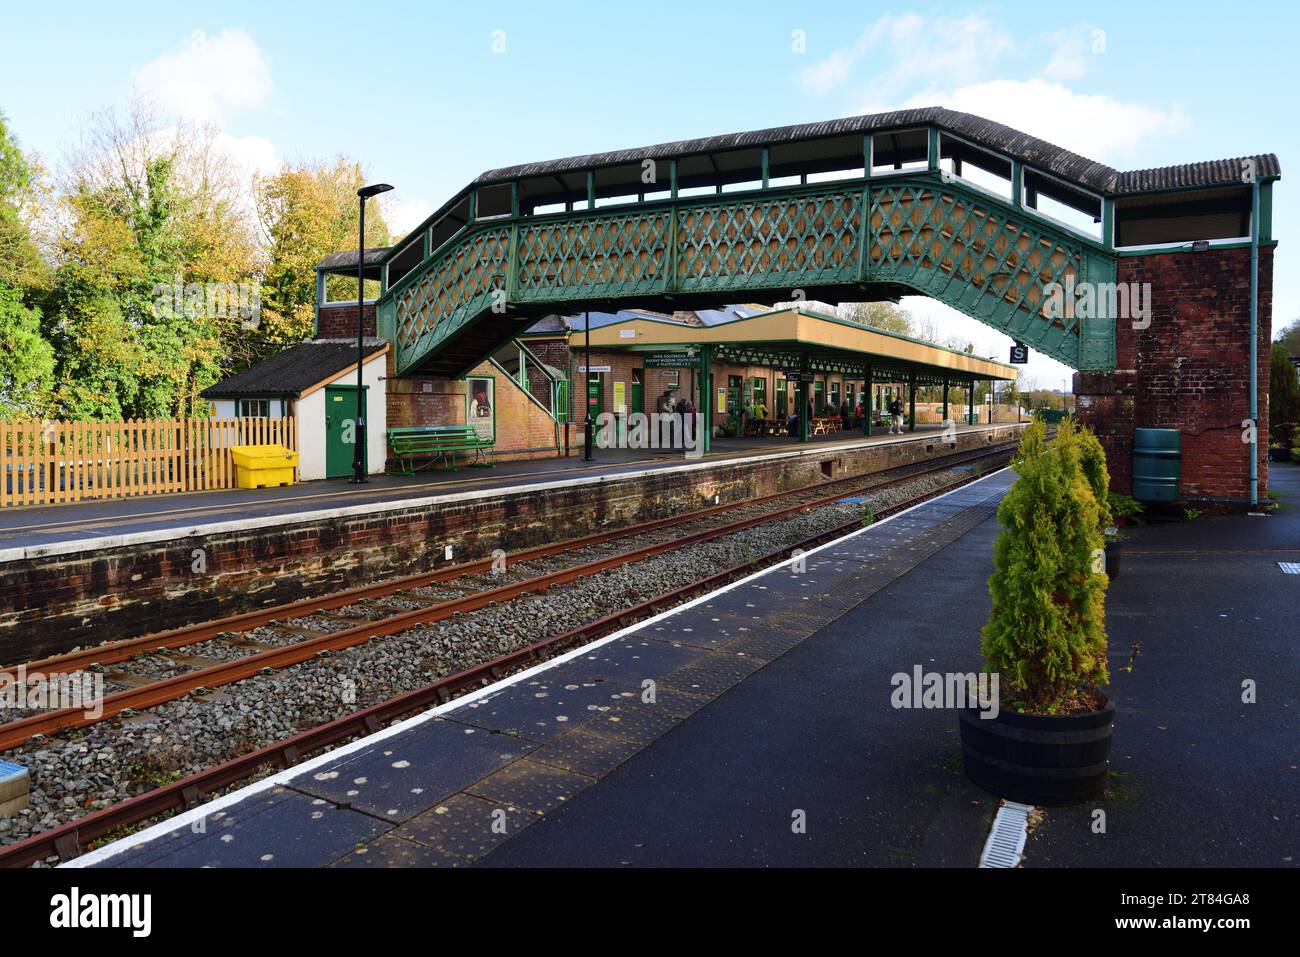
left=837, top=300, right=914, bottom=335
left=1275, top=318, right=1300, bottom=356
left=1269, top=343, right=1300, bottom=449
left=0, top=110, right=55, bottom=417
left=255, top=159, right=391, bottom=348
left=44, top=103, right=261, bottom=418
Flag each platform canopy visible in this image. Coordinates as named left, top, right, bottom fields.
left=577, top=305, right=1017, bottom=386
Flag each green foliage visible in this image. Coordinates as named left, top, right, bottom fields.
left=0, top=106, right=397, bottom=424
left=838, top=300, right=914, bottom=334
left=0, top=111, right=49, bottom=296
left=980, top=419, right=1109, bottom=712
left=1076, top=423, right=1110, bottom=533
left=0, top=281, right=55, bottom=417
left=1269, top=344, right=1300, bottom=446
left=256, top=160, right=391, bottom=347
left=1106, top=492, right=1143, bottom=522
left=1276, top=318, right=1300, bottom=357
left=46, top=155, right=202, bottom=418
left=0, top=112, right=56, bottom=417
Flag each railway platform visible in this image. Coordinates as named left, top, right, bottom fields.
left=73, top=462, right=1300, bottom=869
left=2, top=421, right=1031, bottom=660
left=0, top=422, right=985, bottom=558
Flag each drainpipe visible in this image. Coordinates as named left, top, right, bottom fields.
left=1249, top=180, right=1260, bottom=507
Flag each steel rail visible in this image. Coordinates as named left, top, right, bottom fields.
left=0, top=444, right=1016, bottom=750
left=0, top=459, right=1006, bottom=869
left=6, top=441, right=1012, bottom=680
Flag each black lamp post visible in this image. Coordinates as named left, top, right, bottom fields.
left=582, top=310, right=594, bottom=461
left=353, top=183, right=393, bottom=484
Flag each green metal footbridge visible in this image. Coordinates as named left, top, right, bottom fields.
left=365, top=107, right=1277, bottom=379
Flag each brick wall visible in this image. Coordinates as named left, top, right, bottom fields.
left=1076, top=245, right=1273, bottom=505
left=463, top=359, right=562, bottom=459
left=380, top=345, right=561, bottom=465
left=316, top=302, right=376, bottom=339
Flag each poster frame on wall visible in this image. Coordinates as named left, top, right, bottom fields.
left=465, top=374, right=496, bottom=442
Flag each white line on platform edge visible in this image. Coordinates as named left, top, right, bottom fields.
left=68, top=466, right=1010, bottom=868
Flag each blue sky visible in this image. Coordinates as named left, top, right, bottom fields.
left=1, top=0, right=1293, bottom=387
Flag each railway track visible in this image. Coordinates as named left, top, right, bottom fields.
left=0, top=445, right=1016, bottom=866
left=1, top=443, right=1015, bottom=752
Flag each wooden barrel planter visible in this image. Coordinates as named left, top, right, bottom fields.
left=1104, top=539, right=1122, bottom=579
left=959, top=696, right=1115, bottom=806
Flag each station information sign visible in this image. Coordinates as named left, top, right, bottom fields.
left=642, top=351, right=699, bottom=369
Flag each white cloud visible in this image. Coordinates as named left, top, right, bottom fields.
left=134, top=29, right=272, bottom=123
left=1040, top=26, right=1102, bottom=82
left=884, top=79, right=1188, bottom=162
left=384, top=194, right=435, bottom=238
left=801, top=13, right=1014, bottom=101
left=799, top=49, right=858, bottom=97
left=802, top=15, right=1183, bottom=163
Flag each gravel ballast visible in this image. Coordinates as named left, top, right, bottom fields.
left=0, top=464, right=990, bottom=860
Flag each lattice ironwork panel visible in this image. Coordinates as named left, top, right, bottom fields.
left=868, top=183, right=1086, bottom=368
left=513, top=209, right=672, bottom=303
left=675, top=191, right=862, bottom=293
left=394, top=227, right=512, bottom=368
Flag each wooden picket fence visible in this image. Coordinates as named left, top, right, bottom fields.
left=1, top=417, right=298, bottom=508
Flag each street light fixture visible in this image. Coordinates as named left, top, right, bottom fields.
left=352, top=183, right=394, bottom=484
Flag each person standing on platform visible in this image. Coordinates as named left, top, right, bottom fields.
left=839, top=398, right=852, bottom=432
left=888, top=396, right=904, bottom=434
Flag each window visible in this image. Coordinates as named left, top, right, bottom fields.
left=238, top=398, right=270, bottom=418
left=871, top=128, right=929, bottom=176
left=1114, top=186, right=1252, bottom=247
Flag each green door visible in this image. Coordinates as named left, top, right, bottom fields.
left=631, top=368, right=644, bottom=415
left=325, top=385, right=367, bottom=478
left=813, top=380, right=825, bottom=414
left=776, top=378, right=788, bottom=417
left=727, top=375, right=742, bottom=416
left=586, top=372, right=603, bottom=418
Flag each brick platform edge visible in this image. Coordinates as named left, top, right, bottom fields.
left=1075, top=245, right=1273, bottom=508
left=0, top=425, right=1028, bottom=662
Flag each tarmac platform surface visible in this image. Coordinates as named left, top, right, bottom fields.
left=0, top=422, right=987, bottom=559
left=76, top=463, right=1300, bottom=868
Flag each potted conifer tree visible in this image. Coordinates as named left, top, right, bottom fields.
left=959, top=419, right=1115, bottom=805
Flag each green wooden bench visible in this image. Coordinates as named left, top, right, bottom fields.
left=387, top=426, right=495, bottom=474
